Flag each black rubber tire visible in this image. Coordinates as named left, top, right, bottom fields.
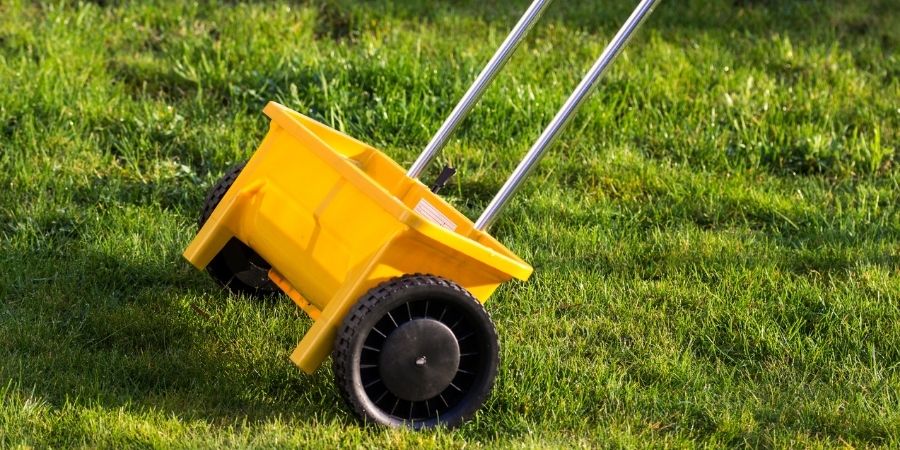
left=198, top=163, right=278, bottom=297
left=333, top=274, right=500, bottom=429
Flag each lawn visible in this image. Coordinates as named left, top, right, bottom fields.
left=1, top=0, right=898, bottom=447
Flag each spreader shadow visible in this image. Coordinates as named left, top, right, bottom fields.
left=0, top=240, right=349, bottom=426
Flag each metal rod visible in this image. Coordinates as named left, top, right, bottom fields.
left=474, top=0, right=660, bottom=230
left=407, top=0, right=553, bottom=179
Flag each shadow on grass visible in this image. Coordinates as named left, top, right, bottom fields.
left=0, top=240, right=346, bottom=426
left=300, top=0, right=897, bottom=49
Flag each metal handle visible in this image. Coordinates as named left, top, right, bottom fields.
left=474, top=0, right=660, bottom=230
left=407, top=0, right=553, bottom=179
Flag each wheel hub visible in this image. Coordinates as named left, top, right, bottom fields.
left=378, top=318, right=460, bottom=401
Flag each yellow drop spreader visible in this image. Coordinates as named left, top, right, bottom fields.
left=183, top=0, right=658, bottom=429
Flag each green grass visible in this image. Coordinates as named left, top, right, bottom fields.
left=1, top=0, right=898, bottom=447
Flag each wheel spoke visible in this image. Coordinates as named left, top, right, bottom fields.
left=362, top=345, right=381, bottom=353
left=364, top=378, right=381, bottom=389
left=371, top=326, right=386, bottom=338
left=406, top=302, right=413, bottom=321
left=457, top=331, right=474, bottom=342
left=439, top=394, right=449, bottom=407
left=386, top=311, right=398, bottom=328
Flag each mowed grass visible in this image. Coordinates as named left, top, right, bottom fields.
left=0, top=0, right=898, bottom=447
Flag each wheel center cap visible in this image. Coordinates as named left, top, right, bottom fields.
left=378, top=318, right=460, bottom=401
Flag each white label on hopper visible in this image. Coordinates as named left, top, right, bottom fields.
left=414, top=199, right=457, bottom=232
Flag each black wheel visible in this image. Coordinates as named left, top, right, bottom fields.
left=333, top=274, right=500, bottom=429
left=198, top=162, right=278, bottom=297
